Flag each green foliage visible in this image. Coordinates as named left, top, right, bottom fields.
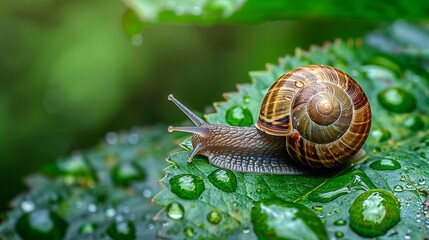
left=154, top=28, right=429, bottom=238
left=1, top=22, right=429, bottom=239
left=124, top=0, right=429, bottom=26
left=0, top=128, right=177, bottom=239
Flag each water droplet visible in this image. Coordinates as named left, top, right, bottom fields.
left=183, top=227, right=194, bottom=237
left=166, top=202, right=184, bottom=220
left=404, top=229, right=412, bottom=239
left=312, top=205, right=323, bottom=213
left=243, top=96, right=250, bottom=103
left=406, top=182, right=413, bottom=189
left=106, top=132, right=118, bottom=144
left=111, top=162, right=146, bottom=187
left=225, top=106, right=253, bottom=126
left=131, top=34, right=143, bottom=46
left=78, top=223, right=96, bottom=234
left=127, top=133, right=140, bottom=144
left=400, top=175, right=406, bottom=181
left=378, top=87, right=417, bottom=113
left=308, top=170, right=376, bottom=203
left=87, top=203, right=97, bottom=213
left=393, top=185, right=403, bottom=192
left=334, top=219, right=347, bottom=226
left=15, top=209, right=68, bottom=240
left=335, top=231, right=344, bottom=238
left=105, top=208, right=116, bottom=218
left=142, top=188, right=152, bottom=198
left=251, top=200, right=328, bottom=239
left=418, top=178, right=426, bottom=185
left=169, top=174, right=205, bottom=199
left=349, top=189, right=400, bottom=237
left=121, top=8, right=144, bottom=39
left=370, top=158, right=401, bottom=170
left=147, top=222, right=155, bottom=230
left=207, top=209, right=222, bottom=224
left=208, top=169, right=237, bottom=193
left=107, top=221, right=136, bottom=240
left=371, top=128, right=391, bottom=142
left=403, top=115, right=425, bottom=131
left=242, top=227, right=250, bottom=234
left=20, top=200, right=35, bottom=212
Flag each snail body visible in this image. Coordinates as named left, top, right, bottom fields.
left=168, top=65, right=371, bottom=174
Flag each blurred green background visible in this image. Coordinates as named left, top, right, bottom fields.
left=0, top=0, right=376, bottom=210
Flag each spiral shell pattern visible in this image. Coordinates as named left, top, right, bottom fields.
left=256, top=65, right=371, bottom=168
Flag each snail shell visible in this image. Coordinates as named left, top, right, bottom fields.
left=168, top=65, right=371, bottom=174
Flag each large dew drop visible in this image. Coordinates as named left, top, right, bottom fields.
left=369, top=158, right=401, bottom=170
left=208, top=169, right=237, bottom=192
left=308, top=170, right=376, bottom=203
left=377, top=87, right=417, bottom=113
left=251, top=200, right=328, bottom=240
left=349, top=189, right=400, bottom=237
left=15, top=209, right=68, bottom=240
left=225, top=106, right=253, bottom=126
left=169, top=174, right=205, bottom=199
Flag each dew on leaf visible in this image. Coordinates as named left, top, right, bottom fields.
left=78, top=223, right=96, bottom=234
left=111, top=162, right=146, bottom=187
left=106, top=132, right=118, bottom=145
left=166, top=202, right=184, bottom=220
left=169, top=174, right=205, bottom=199
left=369, top=158, right=401, bottom=170
left=105, top=208, right=116, bottom=218
left=312, top=205, right=323, bottom=213
left=335, top=231, right=344, bottom=238
left=251, top=200, right=328, bottom=240
left=400, top=175, right=406, bottom=181
left=334, top=219, right=347, bottom=226
left=121, top=8, right=144, bottom=39
left=378, top=87, right=417, bottom=113
left=371, top=128, right=391, bottom=142
left=349, top=189, right=400, bottom=237
left=406, top=182, right=413, bottom=189
left=87, top=203, right=97, bottom=213
left=142, top=188, right=153, bottom=198
left=15, top=209, right=68, bottom=240
left=225, top=106, right=253, bottom=126
left=207, top=209, right=222, bottom=224
left=107, top=221, right=136, bottom=240
left=308, top=170, right=376, bottom=203
left=20, top=200, right=35, bottom=212
left=403, top=115, right=425, bottom=131
left=243, top=96, right=251, bottom=103
left=183, top=227, right=194, bottom=237
left=208, top=169, right=237, bottom=192
left=418, top=178, right=426, bottom=185
left=127, top=133, right=140, bottom=144
left=393, top=185, right=404, bottom=192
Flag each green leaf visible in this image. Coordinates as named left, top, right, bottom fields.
left=154, top=27, right=429, bottom=238
left=0, top=127, right=178, bottom=239
left=123, top=0, right=429, bottom=25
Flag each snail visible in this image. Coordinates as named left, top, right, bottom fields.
left=168, top=65, right=371, bottom=174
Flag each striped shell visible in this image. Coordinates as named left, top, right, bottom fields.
left=256, top=65, right=371, bottom=169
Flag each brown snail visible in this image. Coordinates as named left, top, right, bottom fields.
left=168, top=65, right=371, bottom=174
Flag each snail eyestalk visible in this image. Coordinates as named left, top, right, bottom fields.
left=187, top=143, right=204, bottom=163
left=167, top=126, right=209, bottom=138
left=168, top=94, right=205, bottom=127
